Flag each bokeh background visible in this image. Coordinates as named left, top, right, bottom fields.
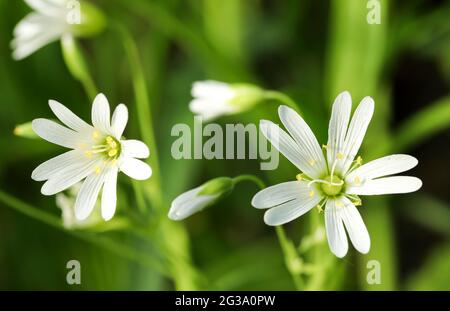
left=0, top=0, right=449, bottom=290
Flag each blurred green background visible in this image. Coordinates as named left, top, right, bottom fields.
left=0, top=0, right=449, bottom=290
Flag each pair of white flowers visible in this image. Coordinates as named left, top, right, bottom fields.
left=172, top=87, right=422, bottom=258
left=13, top=1, right=422, bottom=258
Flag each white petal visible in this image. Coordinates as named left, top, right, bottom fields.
left=327, top=91, right=351, bottom=166
left=91, top=93, right=111, bottom=134
left=12, top=20, right=63, bottom=60
left=340, top=197, right=370, bottom=254
left=278, top=105, right=327, bottom=178
left=32, top=149, right=83, bottom=181
left=263, top=182, right=322, bottom=226
left=101, top=167, right=118, bottom=221
left=48, top=100, right=92, bottom=133
left=337, top=96, right=374, bottom=175
left=111, top=104, right=128, bottom=139
left=32, top=118, right=87, bottom=149
left=41, top=158, right=101, bottom=195
left=191, top=80, right=234, bottom=100
left=120, top=158, right=152, bottom=180
left=189, top=99, right=233, bottom=121
left=251, top=181, right=304, bottom=209
left=260, top=120, right=319, bottom=178
left=346, top=176, right=422, bottom=195
left=168, top=187, right=216, bottom=220
left=24, top=0, right=65, bottom=16
left=346, top=154, right=418, bottom=181
left=74, top=169, right=107, bottom=220
left=121, top=140, right=150, bottom=159
left=325, top=199, right=348, bottom=258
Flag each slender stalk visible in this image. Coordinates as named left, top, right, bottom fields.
left=232, top=174, right=304, bottom=290
left=0, top=190, right=169, bottom=277
left=60, top=35, right=97, bottom=101
left=115, top=25, right=162, bottom=207
left=275, top=226, right=305, bottom=290
left=264, top=90, right=302, bottom=113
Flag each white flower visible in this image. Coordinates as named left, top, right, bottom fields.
left=11, top=0, right=105, bottom=60
left=189, top=80, right=264, bottom=121
left=252, top=91, right=422, bottom=258
left=169, top=177, right=234, bottom=220
left=31, top=93, right=152, bottom=221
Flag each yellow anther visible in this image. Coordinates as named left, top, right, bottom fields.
left=316, top=204, right=323, bottom=213
left=354, top=200, right=362, bottom=206
left=354, top=176, right=361, bottom=186
left=322, top=144, right=328, bottom=149
left=106, top=136, right=113, bottom=143
left=308, top=159, right=316, bottom=166
left=108, top=149, right=118, bottom=157
left=84, top=151, right=93, bottom=158
left=296, top=173, right=303, bottom=181
left=337, top=153, right=344, bottom=160
left=309, top=190, right=315, bottom=198
left=356, top=156, right=362, bottom=165
left=92, top=131, right=100, bottom=139
left=336, top=201, right=344, bottom=208
left=95, top=166, right=101, bottom=174
left=109, top=141, right=117, bottom=148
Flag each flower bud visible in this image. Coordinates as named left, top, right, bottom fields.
left=168, top=177, right=234, bottom=221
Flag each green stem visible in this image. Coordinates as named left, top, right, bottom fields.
left=60, top=35, right=97, bottom=101
left=275, top=226, right=305, bottom=290
left=391, top=96, right=450, bottom=153
left=232, top=174, right=304, bottom=290
left=109, top=0, right=253, bottom=81
left=232, top=174, right=265, bottom=189
left=0, top=190, right=169, bottom=277
left=264, top=90, right=301, bottom=113
left=115, top=24, right=162, bottom=207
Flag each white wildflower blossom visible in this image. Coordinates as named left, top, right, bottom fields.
left=32, top=93, right=152, bottom=221
left=252, top=91, right=422, bottom=257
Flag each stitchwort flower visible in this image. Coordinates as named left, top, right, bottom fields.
left=252, top=91, right=422, bottom=257
left=31, top=93, right=152, bottom=221
left=11, top=0, right=105, bottom=60
left=189, top=80, right=265, bottom=121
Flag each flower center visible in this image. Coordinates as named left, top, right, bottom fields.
left=320, top=175, right=343, bottom=196
left=87, top=135, right=121, bottom=159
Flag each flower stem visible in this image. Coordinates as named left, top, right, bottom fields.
left=232, top=174, right=305, bottom=290
left=60, top=35, right=97, bottom=101
left=114, top=23, right=200, bottom=290
left=264, top=90, right=301, bottom=113
left=0, top=189, right=170, bottom=277
left=116, top=24, right=162, bottom=207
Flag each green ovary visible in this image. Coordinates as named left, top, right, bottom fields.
left=320, top=175, right=344, bottom=196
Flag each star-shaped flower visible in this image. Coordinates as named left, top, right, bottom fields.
left=32, top=93, right=152, bottom=221
left=252, top=91, right=422, bottom=257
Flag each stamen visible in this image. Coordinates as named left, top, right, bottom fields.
left=95, top=166, right=101, bottom=174
left=308, top=159, right=316, bottom=166
left=84, top=151, right=92, bottom=158
left=309, top=190, right=315, bottom=198
left=92, top=131, right=100, bottom=139
left=353, top=176, right=361, bottom=186
left=335, top=200, right=344, bottom=208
